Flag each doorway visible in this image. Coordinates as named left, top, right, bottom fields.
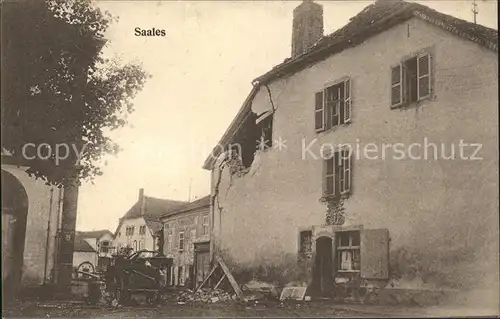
left=193, top=241, right=210, bottom=289
left=311, top=236, right=334, bottom=297
left=1, top=170, right=29, bottom=299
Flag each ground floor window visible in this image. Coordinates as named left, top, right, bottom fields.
left=336, top=231, right=361, bottom=272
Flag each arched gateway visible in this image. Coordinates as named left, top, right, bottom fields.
left=1, top=169, right=29, bottom=298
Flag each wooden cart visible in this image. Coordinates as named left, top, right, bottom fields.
left=105, top=250, right=172, bottom=305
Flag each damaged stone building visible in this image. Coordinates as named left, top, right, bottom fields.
left=203, top=0, right=498, bottom=305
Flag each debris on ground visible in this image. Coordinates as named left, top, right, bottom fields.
left=176, top=288, right=236, bottom=304
left=243, top=280, right=280, bottom=300
left=280, top=286, right=308, bottom=301
left=241, top=291, right=265, bottom=303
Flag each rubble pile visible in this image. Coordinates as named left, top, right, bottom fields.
left=176, top=289, right=237, bottom=304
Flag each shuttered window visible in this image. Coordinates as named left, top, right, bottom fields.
left=315, top=78, right=352, bottom=133
left=324, top=148, right=352, bottom=198
left=391, top=51, right=432, bottom=108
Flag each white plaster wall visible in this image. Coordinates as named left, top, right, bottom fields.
left=72, top=251, right=98, bottom=271
left=113, top=217, right=155, bottom=252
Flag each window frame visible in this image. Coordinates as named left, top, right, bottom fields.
left=178, top=231, right=185, bottom=251
left=322, top=146, right=353, bottom=199
left=391, top=48, right=433, bottom=109
left=315, top=77, right=352, bottom=134
left=202, top=215, right=209, bottom=236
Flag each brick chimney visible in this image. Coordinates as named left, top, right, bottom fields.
left=291, top=0, right=324, bottom=58
left=139, top=188, right=146, bottom=215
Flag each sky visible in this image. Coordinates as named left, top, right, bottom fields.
left=76, top=0, right=498, bottom=232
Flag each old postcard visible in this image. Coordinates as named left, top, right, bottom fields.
left=1, top=0, right=498, bottom=317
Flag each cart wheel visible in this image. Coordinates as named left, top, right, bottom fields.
left=146, top=292, right=159, bottom=306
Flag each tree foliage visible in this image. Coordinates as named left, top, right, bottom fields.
left=1, top=0, right=149, bottom=186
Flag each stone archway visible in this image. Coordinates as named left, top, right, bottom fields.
left=2, top=169, right=29, bottom=298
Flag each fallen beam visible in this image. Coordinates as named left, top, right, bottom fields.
left=215, top=256, right=242, bottom=297
left=214, top=274, right=226, bottom=290
left=194, top=264, right=219, bottom=293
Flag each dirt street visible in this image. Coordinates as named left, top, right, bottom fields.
left=2, top=300, right=396, bottom=318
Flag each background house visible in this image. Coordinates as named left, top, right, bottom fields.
left=75, top=230, right=114, bottom=271
left=204, top=0, right=498, bottom=306
left=113, top=188, right=186, bottom=254
left=72, top=233, right=98, bottom=274
left=161, top=195, right=210, bottom=289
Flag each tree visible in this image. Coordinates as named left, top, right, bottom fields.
left=1, top=0, right=149, bottom=186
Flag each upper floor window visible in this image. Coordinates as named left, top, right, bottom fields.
left=315, top=78, right=351, bottom=133
left=125, top=226, right=135, bottom=236
left=167, top=232, right=173, bottom=253
left=178, top=231, right=185, bottom=251
left=391, top=52, right=432, bottom=108
left=202, top=215, right=209, bottom=236
left=139, top=225, right=146, bottom=235
left=100, top=241, right=110, bottom=253
left=324, top=148, right=352, bottom=198
left=256, top=113, right=273, bottom=151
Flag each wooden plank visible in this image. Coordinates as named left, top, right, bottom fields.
left=194, top=264, right=219, bottom=293
left=280, top=286, right=307, bottom=301
left=131, top=269, right=156, bottom=282
left=213, top=274, right=226, bottom=290
left=215, top=256, right=242, bottom=297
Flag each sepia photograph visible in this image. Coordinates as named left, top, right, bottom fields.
left=1, top=0, right=498, bottom=317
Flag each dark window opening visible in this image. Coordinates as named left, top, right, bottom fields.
left=100, top=241, right=110, bottom=253
left=404, top=57, right=418, bottom=104
left=257, top=115, right=273, bottom=151
left=229, top=112, right=259, bottom=170
left=179, top=232, right=185, bottom=251
left=391, top=52, right=431, bottom=107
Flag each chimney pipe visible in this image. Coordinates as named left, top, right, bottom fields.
left=291, top=0, right=324, bottom=58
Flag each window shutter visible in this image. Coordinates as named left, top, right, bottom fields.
left=334, top=150, right=341, bottom=196
left=417, top=53, right=431, bottom=100
left=360, top=229, right=389, bottom=280
left=344, top=79, right=351, bottom=123
left=340, top=148, right=351, bottom=194
left=323, top=151, right=334, bottom=197
left=391, top=64, right=403, bottom=107
left=315, top=91, right=325, bottom=132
